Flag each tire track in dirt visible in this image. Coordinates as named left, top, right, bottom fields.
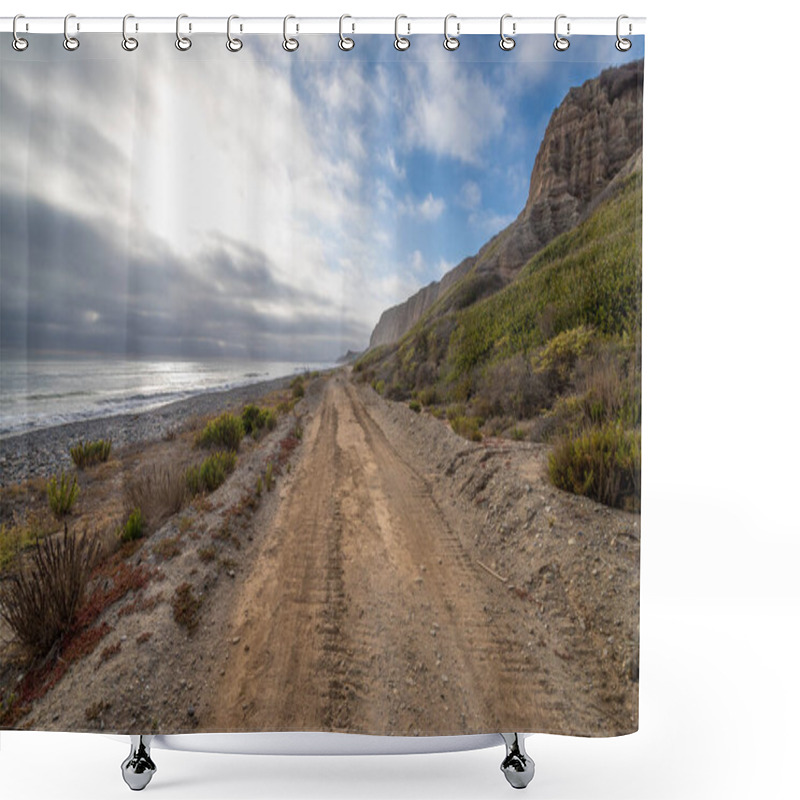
left=211, top=374, right=569, bottom=734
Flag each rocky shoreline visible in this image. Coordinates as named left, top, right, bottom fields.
left=0, top=373, right=300, bottom=486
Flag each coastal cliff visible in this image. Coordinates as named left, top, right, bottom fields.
left=369, top=60, right=644, bottom=349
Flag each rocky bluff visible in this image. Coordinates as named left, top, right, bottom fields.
left=369, top=60, right=644, bottom=349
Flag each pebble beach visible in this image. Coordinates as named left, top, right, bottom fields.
left=0, top=374, right=295, bottom=486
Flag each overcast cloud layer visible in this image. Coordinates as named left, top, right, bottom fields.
left=0, top=33, right=638, bottom=362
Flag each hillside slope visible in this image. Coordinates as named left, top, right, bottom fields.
left=369, top=60, right=644, bottom=349
left=356, top=161, right=642, bottom=510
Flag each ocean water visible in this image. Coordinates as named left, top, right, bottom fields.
left=0, top=357, right=330, bottom=439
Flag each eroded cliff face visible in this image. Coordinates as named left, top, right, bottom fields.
left=369, top=60, right=643, bottom=349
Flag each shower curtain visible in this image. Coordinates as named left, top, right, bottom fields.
left=0, top=27, right=643, bottom=738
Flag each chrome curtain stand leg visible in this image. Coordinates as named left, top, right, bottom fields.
left=500, top=733, right=535, bottom=789
left=121, top=735, right=157, bottom=791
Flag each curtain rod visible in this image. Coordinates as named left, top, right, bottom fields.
left=1, top=16, right=645, bottom=37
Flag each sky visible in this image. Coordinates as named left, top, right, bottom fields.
left=0, top=33, right=641, bottom=363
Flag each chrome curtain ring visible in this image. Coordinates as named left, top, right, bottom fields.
left=554, top=14, right=570, bottom=51
left=499, top=13, right=515, bottom=50
left=616, top=14, right=632, bottom=51
left=339, top=14, right=355, bottom=50
left=283, top=15, right=299, bottom=52
left=394, top=14, right=410, bottom=50
left=175, top=14, right=192, bottom=51
left=227, top=15, right=243, bottom=52
left=12, top=14, right=28, bottom=51
left=63, top=13, right=80, bottom=51
left=443, top=14, right=460, bottom=51
left=122, top=14, right=139, bottom=51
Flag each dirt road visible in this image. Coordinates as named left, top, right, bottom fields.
left=212, top=375, right=572, bottom=735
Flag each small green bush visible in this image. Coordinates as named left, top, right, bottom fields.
left=241, top=404, right=262, bottom=435
left=264, top=462, right=275, bottom=492
left=417, top=386, right=438, bottom=406
left=197, top=413, right=244, bottom=451
left=47, top=473, right=79, bottom=518
left=186, top=451, right=237, bottom=496
left=290, top=376, right=305, bottom=398
left=373, top=379, right=385, bottom=395
left=408, top=400, right=421, bottom=413
left=446, top=404, right=465, bottom=422
left=450, top=416, right=483, bottom=442
left=548, top=422, right=640, bottom=511
left=119, top=508, right=144, bottom=543
left=70, top=439, right=112, bottom=469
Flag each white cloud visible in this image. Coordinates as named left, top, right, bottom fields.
left=382, top=147, right=407, bottom=180
left=461, top=181, right=482, bottom=210
left=410, top=250, right=425, bottom=275
left=403, top=59, right=507, bottom=164
left=398, top=193, right=446, bottom=221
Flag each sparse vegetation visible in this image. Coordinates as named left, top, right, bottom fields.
left=172, top=582, right=202, bottom=633
left=196, top=412, right=245, bottom=451
left=198, top=546, right=217, bottom=563
left=153, top=535, right=182, bottom=560
left=264, top=462, right=275, bottom=492
left=449, top=415, right=483, bottom=442
left=548, top=422, right=640, bottom=511
left=185, top=451, right=237, bottom=496
left=408, top=400, right=421, bottom=413
left=47, top=472, right=79, bottom=518
left=290, top=375, right=305, bottom=399
left=126, top=463, right=188, bottom=533
left=119, top=508, right=144, bottom=543
left=354, top=170, right=642, bottom=508
left=0, top=520, right=46, bottom=570
left=70, top=439, right=112, bottom=469
left=0, top=524, right=101, bottom=657
left=98, top=641, right=121, bottom=663
left=242, top=404, right=276, bottom=437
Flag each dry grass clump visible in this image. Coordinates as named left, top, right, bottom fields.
left=126, top=463, right=188, bottom=532
left=0, top=524, right=101, bottom=658
left=172, top=582, right=202, bottom=633
left=449, top=415, right=483, bottom=442
left=70, top=439, right=112, bottom=469
left=47, top=472, right=79, bottom=518
left=153, top=535, right=182, bottom=561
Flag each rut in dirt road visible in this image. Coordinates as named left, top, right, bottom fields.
left=211, top=374, right=570, bottom=735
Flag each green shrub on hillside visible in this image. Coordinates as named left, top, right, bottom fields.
left=197, top=413, right=244, bottom=451
left=119, top=508, right=144, bottom=543
left=185, top=451, right=237, bottom=496
left=242, top=405, right=276, bottom=436
left=548, top=422, right=640, bottom=511
left=449, top=415, right=483, bottom=442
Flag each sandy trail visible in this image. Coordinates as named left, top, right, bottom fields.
left=211, top=375, right=570, bottom=735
